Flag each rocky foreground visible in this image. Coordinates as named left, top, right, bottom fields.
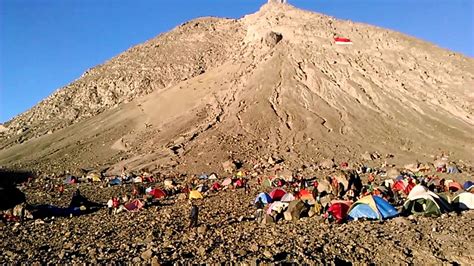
left=1, top=177, right=473, bottom=264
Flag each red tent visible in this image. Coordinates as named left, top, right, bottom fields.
left=327, top=200, right=352, bottom=223
left=234, top=179, right=245, bottom=188
left=392, top=180, right=408, bottom=193
left=124, top=199, right=144, bottom=212
left=404, top=180, right=416, bottom=195
left=334, top=37, right=353, bottom=44
left=269, top=188, right=287, bottom=201
left=211, top=182, right=222, bottom=191
left=148, top=188, right=167, bottom=199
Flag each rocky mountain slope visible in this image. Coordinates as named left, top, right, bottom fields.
left=1, top=2, right=473, bottom=174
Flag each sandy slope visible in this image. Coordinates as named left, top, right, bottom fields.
left=0, top=2, right=473, bottom=175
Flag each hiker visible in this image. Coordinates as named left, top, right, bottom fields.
left=58, top=185, right=65, bottom=197
left=189, top=201, right=199, bottom=228
left=107, top=198, right=114, bottom=215
left=255, top=198, right=264, bottom=223
left=132, top=186, right=140, bottom=197
left=345, top=189, right=355, bottom=201
left=12, top=203, right=33, bottom=221
left=122, top=194, right=129, bottom=204
left=69, top=189, right=86, bottom=208
left=107, top=197, right=120, bottom=215
left=312, top=187, right=319, bottom=202
left=244, top=181, right=250, bottom=194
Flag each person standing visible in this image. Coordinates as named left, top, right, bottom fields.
left=255, top=198, right=264, bottom=224
left=244, top=180, right=250, bottom=194
left=189, top=201, right=199, bottom=228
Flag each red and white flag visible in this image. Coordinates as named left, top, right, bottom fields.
left=334, top=37, right=353, bottom=45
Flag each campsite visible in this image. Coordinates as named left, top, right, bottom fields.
left=1, top=155, right=473, bottom=264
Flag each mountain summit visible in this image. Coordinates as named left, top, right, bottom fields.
left=1, top=3, right=473, bottom=174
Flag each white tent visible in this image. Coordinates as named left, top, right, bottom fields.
left=452, top=192, right=474, bottom=210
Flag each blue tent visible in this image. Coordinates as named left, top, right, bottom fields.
left=108, top=178, right=122, bottom=186
left=348, top=195, right=398, bottom=220
left=255, top=192, right=272, bottom=204
left=464, top=181, right=473, bottom=191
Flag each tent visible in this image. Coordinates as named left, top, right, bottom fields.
left=108, top=178, right=122, bottom=186
left=392, top=179, right=415, bottom=195
left=133, top=177, right=143, bottom=183
left=267, top=201, right=289, bottom=214
left=87, top=173, right=101, bottom=182
left=334, top=37, right=353, bottom=45
left=221, top=178, right=233, bottom=186
left=434, top=159, right=448, bottom=169
left=196, top=184, right=208, bottom=193
left=199, top=174, right=208, bottom=180
left=445, top=180, right=463, bottom=192
left=281, top=193, right=296, bottom=202
left=402, top=185, right=452, bottom=216
left=464, top=181, right=474, bottom=192
left=348, top=195, right=398, bottom=220
left=234, top=179, right=244, bottom=188
left=208, top=173, right=218, bottom=180
left=269, top=188, right=287, bottom=201
left=189, top=190, right=204, bottom=200
left=452, top=192, right=474, bottom=210
left=148, top=188, right=166, bottom=199
left=275, top=179, right=285, bottom=187
left=446, top=165, right=460, bottom=174
left=284, top=200, right=309, bottom=221
left=64, top=176, right=77, bottom=184
left=327, top=200, right=352, bottom=223
left=255, top=192, right=272, bottom=204
left=262, top=178, right=273, bottom=188
left=296, top=189, right=314, bottom=201
left=211, top=182, right=222, bottom=191
left=124, top=199, right=144, bottom=212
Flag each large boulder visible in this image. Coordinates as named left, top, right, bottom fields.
left=265, top=32, right=283, bottom=47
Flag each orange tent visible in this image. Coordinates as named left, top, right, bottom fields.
left=296, top=189, right=314, bottom=201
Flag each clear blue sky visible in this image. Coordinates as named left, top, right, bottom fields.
left=1, top=0, right=473, bottom=123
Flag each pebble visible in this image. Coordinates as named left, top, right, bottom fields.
left=250, top=244, right=259, bottom=252
left=141, top=249, right=153, bottom=261
left=197, top=225, right=208, bottom=234
left=237, top=249, right=247, bottom=256
left=263, top=250, right=273, bottom=258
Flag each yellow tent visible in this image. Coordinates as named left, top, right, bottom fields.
left=189, top=190, right=204, bottom=200
left=87, top=173, right=101, bottom=182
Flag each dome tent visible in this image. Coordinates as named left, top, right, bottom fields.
left=269, top=188, right=287, bottom=201
left=255, top=192, right=272, bottom=204
left=348, top=195, right=398, bottom=220
left=452, top=192, right=474, bottom=210
left=402, top=185, right=452, bottom=217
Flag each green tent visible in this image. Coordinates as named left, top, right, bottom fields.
left=262, top=178, right=272, bottom=188
left=402, top=185, right=452, bottom=217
